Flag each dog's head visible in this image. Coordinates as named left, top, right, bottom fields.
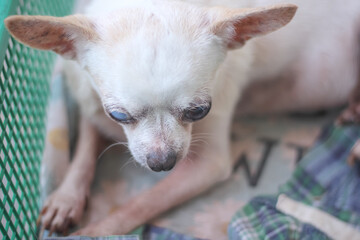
left=5, top=1, right=296, bottom=171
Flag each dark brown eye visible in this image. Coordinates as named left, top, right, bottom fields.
left=183, top=104, right=211, bottom=122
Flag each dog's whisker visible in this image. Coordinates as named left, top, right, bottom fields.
left=132, top=160, right=140, bottom=168
left=189, top=144, right=203, bottom=149
left=185, top=156, right=195, bottom=167
left=189, top=143, right=201, bottom=147
left=191, top=135, right=212, bottom=140
left=191, top=138, right=210, bottom=146
left=191, top=139, right=209, bottom=145
left=191, top=136, right=211, bottom=139
left=191, top=137, right=212, bottom=142
left=108, top=135, right=129, bottom=145
left=192, top=133, right=215, bottom=137
left=119, top=158, right=135, bottom=171
left=97, top=142, right=129, bottom=160
left=192, top=134, right=213, bottom=137
left=187, top=150, right=200, bottom=160
left=129, top=157, right=147, bottom=171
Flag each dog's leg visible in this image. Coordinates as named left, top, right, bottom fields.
left=73, top=114, right=233, bottom=236
left=39, top=116, right=100, bottom=234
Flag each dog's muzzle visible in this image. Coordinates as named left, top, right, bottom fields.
left=146, top=150, right=177, bottom=172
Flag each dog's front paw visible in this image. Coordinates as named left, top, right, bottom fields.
left=38, top=186, right=88, bottom=235
left=71, top=223, right=107, bottom=237
left=71, top=216, right=124, bottom=237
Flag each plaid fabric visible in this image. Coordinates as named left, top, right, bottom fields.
left=141, top=225, right=204, bottom=240
left=45, top=225, right=203, bottom=240
left=46, top=236, right=139, bottom=240
left=228, top=125, right=360, bottom=239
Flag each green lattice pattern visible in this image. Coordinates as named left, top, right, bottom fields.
left=0, top=1, right=75, bottom=239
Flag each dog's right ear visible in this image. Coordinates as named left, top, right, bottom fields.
left=4, top=15, right=99, bottom=59
left=211, top=4, right=297, bottom=49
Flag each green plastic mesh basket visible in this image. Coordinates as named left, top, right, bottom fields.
left=0, top=0, right=74, bottom=239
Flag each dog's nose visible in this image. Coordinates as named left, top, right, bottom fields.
left=146, top=150, right=177, bottom=172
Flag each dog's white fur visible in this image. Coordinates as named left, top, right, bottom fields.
left=5, top=0, right=360, bottom=236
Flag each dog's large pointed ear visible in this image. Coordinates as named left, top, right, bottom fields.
left=211, top=4, right=297, bottom=49
left=4, top=15, right=99, bottom=59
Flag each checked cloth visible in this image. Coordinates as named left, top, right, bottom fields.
left=228, top=125, right=360, bottom=240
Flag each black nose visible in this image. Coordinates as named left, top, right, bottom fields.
left=146, top=150, right=177, bottom=172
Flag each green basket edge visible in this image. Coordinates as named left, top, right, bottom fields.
left=0, top=0, right=19, bottom=70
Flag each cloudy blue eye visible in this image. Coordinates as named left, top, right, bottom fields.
left=109, top=111, right=134, bottom=124
left=183, top=103, right=211, bottom=122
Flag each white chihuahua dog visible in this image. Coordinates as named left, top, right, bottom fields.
left=5, top=0, right=360, bottom=236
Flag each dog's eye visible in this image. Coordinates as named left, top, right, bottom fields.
left=183, top=104, right=211, bottom=122
left=109, top=111, right=134, bottom=124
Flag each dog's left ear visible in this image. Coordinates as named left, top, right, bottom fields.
left=211, top=4, right=297, bottom=49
